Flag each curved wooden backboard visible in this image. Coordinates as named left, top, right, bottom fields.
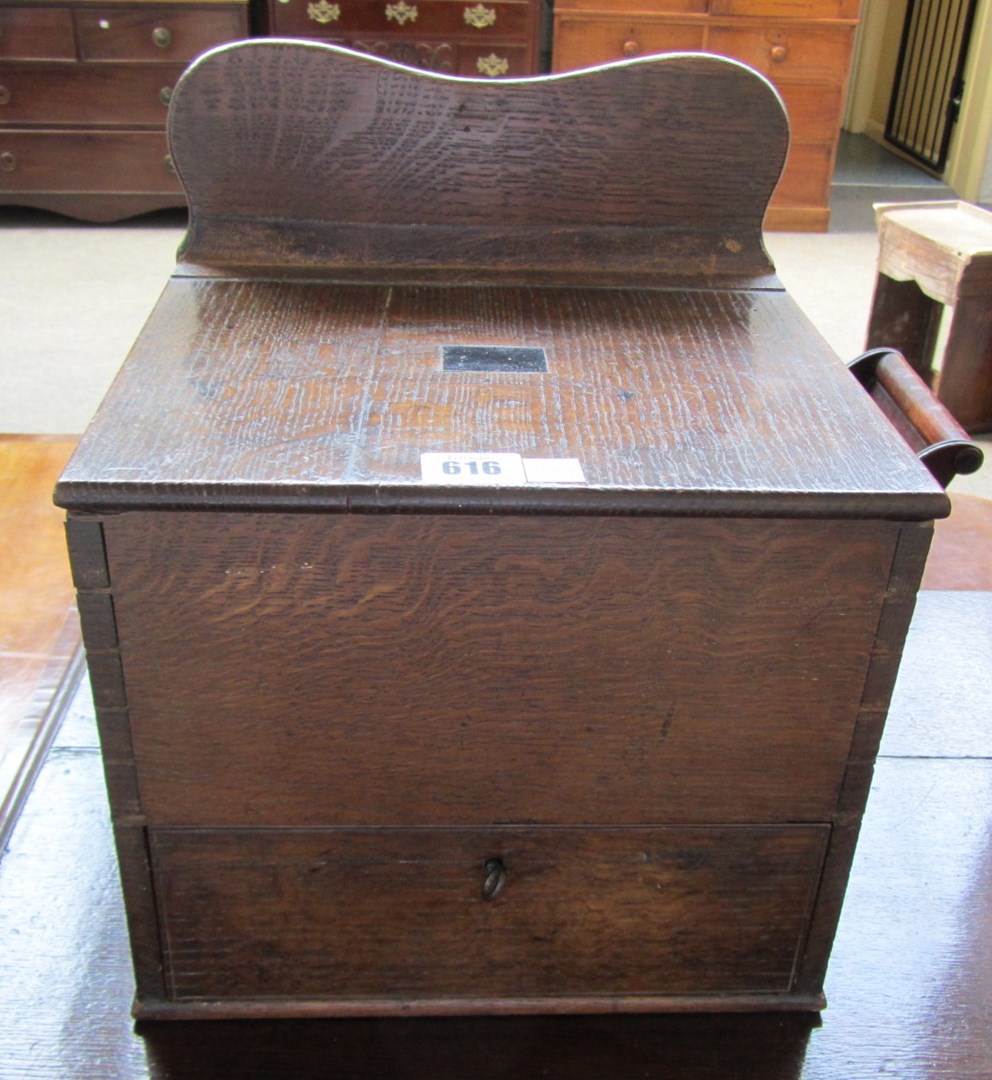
left=168, top=41, right=789, bottom=285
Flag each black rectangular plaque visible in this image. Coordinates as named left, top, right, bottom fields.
left=442, top=346, right=548, bottom=373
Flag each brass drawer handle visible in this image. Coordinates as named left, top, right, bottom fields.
left=0, top=151, right=16, bottom=173
left=307, top=0, right=341, bottom=22
left=164, top=154, right=177, bottom=175
left=159, top=86, right=173, bottom=106
left=464, top=3, right=497, bottom=28
left=386, top=1, right=418, bottom=24
left=482, top=857, right=506, bottom=901
left=477, top=52, right=509, bottom=77
left=152, top=26, right=172, bottom=48
left=0, top=86, right=10, bottom=107
left=621, top=39, right=640, bottom=57
left=770, top=44, right=788, bottom=62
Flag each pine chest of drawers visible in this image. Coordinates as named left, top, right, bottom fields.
left=0, top=0, right=247, bottom=221
left=264, top=0, right=544, bottom=76
left=551, top=0, right=861, bottom=231
left=55, top=42, right=975, bottom=1018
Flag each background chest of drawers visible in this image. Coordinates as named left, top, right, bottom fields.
left=551, top=0, right=861, bottom=231
left=0, top=0, right=248, bottom=221
left=263, top=0, right=544, bottom=77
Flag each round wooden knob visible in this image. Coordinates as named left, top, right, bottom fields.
left=621, top=40, right=640, bottom=57
left=770, top=44, right=788, bottom=62
left=152, top=26, right=172, bottom=48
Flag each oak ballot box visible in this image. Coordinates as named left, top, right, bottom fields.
left=55, top=42, right=982, bottom=1018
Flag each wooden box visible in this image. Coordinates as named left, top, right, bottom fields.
left=55, top=43, right=977, bottom=1018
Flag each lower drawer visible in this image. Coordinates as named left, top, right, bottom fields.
left=0, top=64, right=187, bottom=126
left=0, top=128, right=181, bottom=193
left=150, top=825, right=828, bottom=1005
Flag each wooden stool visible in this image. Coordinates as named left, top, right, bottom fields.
left=866, top=200, right=992, bottom=434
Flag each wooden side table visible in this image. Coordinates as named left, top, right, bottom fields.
left=866, top=200, right=992, bottom=434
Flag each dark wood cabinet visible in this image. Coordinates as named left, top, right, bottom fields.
left=264, top=0, right=544, bottom=76
left=55, top=43, right=975, bottom=1018
left=0, top=0, right=248, bottom=221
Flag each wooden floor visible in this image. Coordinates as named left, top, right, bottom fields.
left=0, top=436, right=79, bottom=844
left=0, top=437, right=990, bottom=1078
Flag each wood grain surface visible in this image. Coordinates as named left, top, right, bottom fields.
left=152, top=825, right=827, bottom=1003
left=55, top=281, right=947, bottom=518
left=166, top=43, right=787, bottom=283
left=1, top=591, right=989, bottom=1074
left=101, top=511, right=897, bottom=827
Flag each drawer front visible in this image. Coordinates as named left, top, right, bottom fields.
left=340, top=35, right=459, bottom=71
left=0, top=64, right=185, bottom=126
left=776, top=79, right=843, bottom=143
left=0, top=7, right=75, bottom=60
left=104, top=513, right=896, bottom=827
left=552, top=18, right=705, bottom=70
left=0, top=129, right=181, bottom=192
left=708, top=23, right=854, bottom=80
left=151, top=826, right=828, bottom=1002
left=710, top=0, right=860, bottom=17
left=272, top=0, right=533, bottom=40
left=772, top=140, right=832, bottom=206
left=76, top=7, right=246, bottom=63
left=456, top=42, right=531, bottom=76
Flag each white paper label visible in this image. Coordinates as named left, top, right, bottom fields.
left=522, top=458, right=586, bottom=485
left=420, top=452, right=527, bottom=486
left=421, top=453, right=587, bottom=487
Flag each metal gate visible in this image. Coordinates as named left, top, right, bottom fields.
left=885, top=0, right=980, bottom=174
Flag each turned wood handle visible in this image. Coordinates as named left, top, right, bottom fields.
left=848, top=348, right=984, bottom=488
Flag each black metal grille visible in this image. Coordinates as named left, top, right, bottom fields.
left=885, top=0, right=979, bottom=173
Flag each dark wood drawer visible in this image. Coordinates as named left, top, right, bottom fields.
left=0, top=64, right=185, bottom=125
left=0, top=128, right=181, bottom=192
left=76, top=6, right=246, bottom=62
left=102, top=511, right=895, bottom=828
left=454, top=42, right=531, bottom=75
left=328, top=35, right=531, bottom=75
left=0, top=7, right=75, bottom=60
left=151, top=825, right=829, bottom=1003
left=272, top=0, right=534, bottom=39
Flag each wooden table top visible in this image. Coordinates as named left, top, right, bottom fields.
left=1, top=588, right=990, bottom=1078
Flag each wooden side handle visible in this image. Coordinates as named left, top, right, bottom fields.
left=848, top=348, right=984, bottom=488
